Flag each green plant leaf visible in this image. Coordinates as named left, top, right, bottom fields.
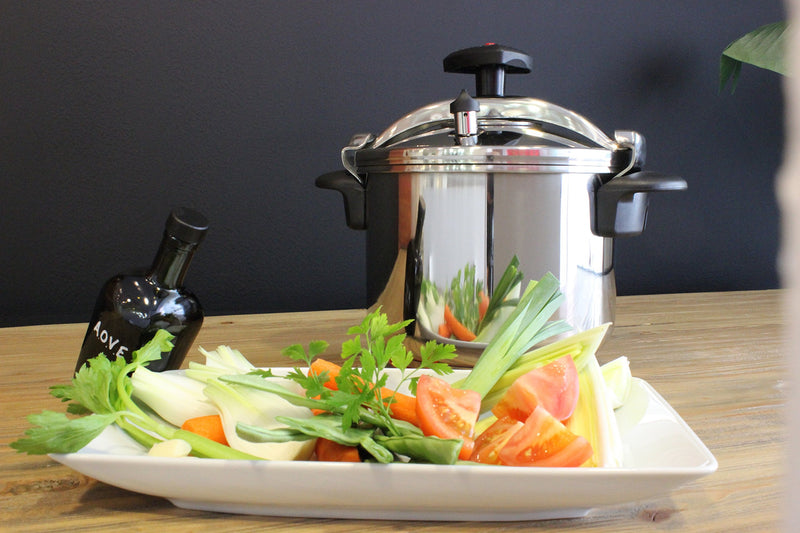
left=720, top=21, right=789, bottom=94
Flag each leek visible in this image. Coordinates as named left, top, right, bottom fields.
left=476, top=255, right=523, bottom=335
left=457, top=272, right=569, bottom=397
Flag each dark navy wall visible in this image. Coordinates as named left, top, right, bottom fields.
left=0, top=1, right=785, bottom=327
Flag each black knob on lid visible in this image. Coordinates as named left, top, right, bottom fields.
left=443, top=43, right=533, bottom=97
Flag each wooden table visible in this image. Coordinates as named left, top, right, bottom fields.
left=0, top=290, right=786, bottom=531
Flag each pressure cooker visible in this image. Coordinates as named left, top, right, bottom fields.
left=317, top=44, right=686, bottom=354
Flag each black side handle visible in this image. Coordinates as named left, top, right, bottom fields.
left=443, top=43, right=533, bottom=97
left=593, top=170, right=687, bottom=237
left=315, top=170, right=367, bottom=230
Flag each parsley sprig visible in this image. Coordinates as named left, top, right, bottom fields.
left=280, top=309, right=457, bottom=437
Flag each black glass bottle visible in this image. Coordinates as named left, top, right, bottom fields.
left=75, top=207, right=209, bottom=374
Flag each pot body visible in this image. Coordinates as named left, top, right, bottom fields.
left=364, top=167, right=615, bottom=342
left=317, top=86, right=686, bottom=357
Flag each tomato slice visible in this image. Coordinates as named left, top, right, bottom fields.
left=498, top=406, right=593, bottom=467
left=415, top=374, right=481, bottom=460
left=491, top=354, right=579, bottom=422
left=469, top=416, right=524, bottom=465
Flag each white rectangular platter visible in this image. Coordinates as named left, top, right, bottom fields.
left=50, top=373, right=717, bottom=521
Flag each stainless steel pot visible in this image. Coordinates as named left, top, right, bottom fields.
left=317, top=44, right=686, bottom=353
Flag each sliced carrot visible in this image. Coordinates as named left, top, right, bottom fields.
left=308, top=358, right=419, bottom=426
left=384, top=392, right=418, bottom=426
left=315, top=437, right=361, bottom=462
left=438, top=321, right=452, bottom=338
left=309, top=358, right=341, bottom=390
left=181, top=414, right=228, bottom=446
left=478, top=290, right=490, bottom=322
left=444, top=304, right=477, bottom=342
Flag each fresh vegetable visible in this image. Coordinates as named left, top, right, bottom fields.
left=443, top=304, right=477, bottom=341
left=480, top=323, right=610, bottom=412
left=184, top=344, right=256, bottom=382
left=225, top=308, right=464, bottom=464
left=458, top=272, right=571, bottom=398
left=475, top=255, right=523, bottom=336
left=491, top=354, right=579, bottom=423
left=566, top=353, right=623, bottom=468
left=130, top=365, right=217, bottom=426
left=498, top=406, right=593, bottom=467
left=315, top=437, right=361, bottom=462
left=181, top=415, right=229, bottom=446
left=478, top=290, right=490, bottom=322
left=200, top=377, right=317, bottom=461
left=469, top=323, right=622, bottom=468
left=181, top=343, right=319, bottom=461
left=10, top=331, right=259, bottom=460
left=447, top=263, right=484, bottom=333
left=308, top=358, right=419, bottom=426
left=417, top=256, right=523, bottom=343
left=468, top=416, right=523, bottom=465
left=308, top=358, right=341, bottom=390
left=148, top=438, right=192, bottom=458
left=415, top=374, right=481, bottom=460
left=417, top=279, right=445, bottom=333
left=600, top=356, right=632, bottom=409
left=372, top=433, right=461, bottom=465
left=13, top=295, right=625, bottom=469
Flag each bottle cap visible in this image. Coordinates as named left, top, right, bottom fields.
left=166, top=207, right=209, bottom=245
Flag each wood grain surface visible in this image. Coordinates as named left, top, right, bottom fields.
left=0, top=291, right=786, bottom=532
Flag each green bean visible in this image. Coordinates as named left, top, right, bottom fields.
left=356, top=435, right=395, bottom=464
left=235, top=423, right=314, bottom=443
left=275, top=414, right=395, bottom=463
left=220, top=374, right=388, bottom=429
left=374, top=434, right=462, bottom=465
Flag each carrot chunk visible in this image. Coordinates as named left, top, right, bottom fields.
left=180, top=414, right=228, bottom=446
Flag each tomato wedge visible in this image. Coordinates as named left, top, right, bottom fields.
left=415, top=374, right=481, bottom=460
left=469, top=416, right=524, bottom=465
left=498, top=406, right=593, bottom=467
left=491, top=354, right=579, bottom=422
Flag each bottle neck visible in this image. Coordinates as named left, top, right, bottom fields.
left=148, top=234, right=198, bottom=289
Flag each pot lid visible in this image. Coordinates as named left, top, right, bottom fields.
left=344, top=44, right=643, bottom=177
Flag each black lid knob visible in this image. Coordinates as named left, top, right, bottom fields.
left=165, top=207, right=209, bottom=245
left=443, top=43, right=533, bottom=97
